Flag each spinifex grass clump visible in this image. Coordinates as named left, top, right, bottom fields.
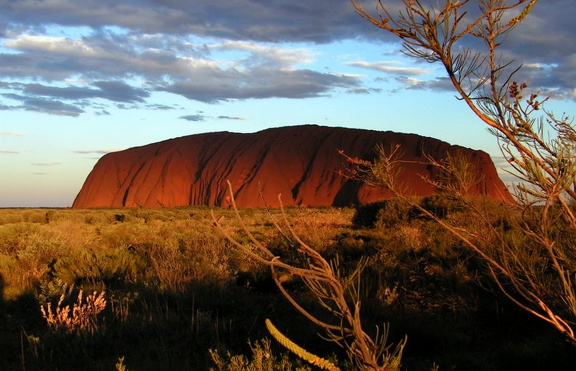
left=210, top=337, right=314, bottom=371
left=40, top=290, right=107, bottom=335
left=50, top=248, right=147, bottom=288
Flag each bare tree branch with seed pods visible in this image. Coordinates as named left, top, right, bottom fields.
left=348, top=0, right=576, bottom=345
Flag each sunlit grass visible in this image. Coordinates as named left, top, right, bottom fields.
left=0, top=204, right=574, bottom=370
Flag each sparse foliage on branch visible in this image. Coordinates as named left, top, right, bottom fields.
left=212, top=181, right=406, bottom=371
left=349, top=0, right=576, bottom=344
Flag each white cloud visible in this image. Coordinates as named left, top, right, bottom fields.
left=214, top=40, right=315, bottom=68
left=6, top=35, right=96, bottom=56
left=0, top=29, right=360, bottom=112
left=72, top=149, right=123, bottom=154
left=394, top=76, right=454, bottom=92
left=347, top=61, right=430, bottom=75
left=31, top=162, right=61, bottom=166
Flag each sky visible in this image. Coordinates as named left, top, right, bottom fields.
left=1, top=0, right=575, bottom=207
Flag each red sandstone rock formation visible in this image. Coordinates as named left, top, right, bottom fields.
left=72, top=125, right=512, bottom=208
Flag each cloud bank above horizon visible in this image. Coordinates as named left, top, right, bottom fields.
left=0, top=0, right=575, bottom=118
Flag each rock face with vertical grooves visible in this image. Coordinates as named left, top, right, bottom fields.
left=72, top=125, right=512, bottom=208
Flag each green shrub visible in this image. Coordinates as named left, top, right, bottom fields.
left=0, top=209, right=25, bottom=224
left=375, top=197, right=420, bottom=228
left=50, top=248, right=147, bottom=288
left=352, top=201, right=387, bottom=228
left=0, top=222, right=42, bottom=255
left=420, top=195, right=466, bottom=219
left=353, top=198, right=419, bottom=228
left=99, top=222, right=154, bottom=249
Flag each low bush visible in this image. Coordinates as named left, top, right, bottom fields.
left=419, top=195, right=466, bottom=219
left=352, top=201, right=388, bottom=228
left=353, top=197, right=419, bottom=228
left=50, top=248, right=148, bottom=288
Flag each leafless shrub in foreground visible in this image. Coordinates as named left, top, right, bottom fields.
left=212, top=180, right=406, bottom=370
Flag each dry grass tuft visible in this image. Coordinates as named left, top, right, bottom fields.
left=40, top=290, right=107, bottom=335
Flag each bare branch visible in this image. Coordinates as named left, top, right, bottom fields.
left=213, top=181, right=407, bottom=369
left=349, top=0, right=576, bottom=345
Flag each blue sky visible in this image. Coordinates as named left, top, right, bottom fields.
left=1, top=0, right=575, bottom=207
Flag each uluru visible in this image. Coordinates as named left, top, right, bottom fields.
left=72, top=125, right=512, bottom=208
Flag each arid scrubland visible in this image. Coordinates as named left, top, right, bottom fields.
left=0, top=202, right=575, bottom=370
